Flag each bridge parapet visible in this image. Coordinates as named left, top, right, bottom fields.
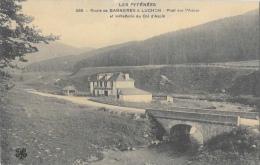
left=170, top=106, right=258, bottom=119
left=146, top=109, right=240, bottom=126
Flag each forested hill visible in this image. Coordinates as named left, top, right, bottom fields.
left=26, top=9, right=259, bottom=72
left=73, top=9, right=259, bottom=72
left=25, top=41, right=137, bottom=72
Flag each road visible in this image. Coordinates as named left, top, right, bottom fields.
left=25, top=89, right=259, bottom=126
left=26, top=89, right=145, bottom=114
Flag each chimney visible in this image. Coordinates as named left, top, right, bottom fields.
left=125, top=73, right=129, bottom=80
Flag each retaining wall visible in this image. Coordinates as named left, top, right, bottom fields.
left=170, top=106, right=258, bottom=119
left=146, top=109, right=239, bottom=126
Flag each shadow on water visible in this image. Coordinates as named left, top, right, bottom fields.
left=148, top=140, right=200, bottom=159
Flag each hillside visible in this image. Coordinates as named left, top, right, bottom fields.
left=229, top=70, right=260, bottom=97
left=0, top=86, right=155, bottom=164
left=25, top=41, right=137, bottom=72
left=72, top=9, right=259, bottom=71
left=58, top=62, right=257, bottom=94
left=24, top=9, right=259, bottom=73
left=14, top=41, right=94, bottom=68
left=70, top=65, right=167, bottom=78
left=130, top=66, right=257, bottom=94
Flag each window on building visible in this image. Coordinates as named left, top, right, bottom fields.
left=100, top=82, right=103, bottom=87
left=110, top=81, right=113, bottom=87
left=104, top=82, right=107, bottom=87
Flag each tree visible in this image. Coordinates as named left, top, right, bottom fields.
left=0, top=0, right=59, bottom=78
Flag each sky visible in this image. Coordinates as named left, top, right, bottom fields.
left=21, top=0, right=259, bottom=48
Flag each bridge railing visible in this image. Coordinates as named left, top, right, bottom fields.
left=170, top=106, right=259, bottom=119
left=146, top=109, right=240, bottom=126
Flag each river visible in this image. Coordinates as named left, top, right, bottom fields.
left=91, top=143, right=190, bottom=165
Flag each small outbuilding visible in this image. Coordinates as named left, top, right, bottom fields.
left=117, top=88, right=152, bottom=103
left=152, top=95, right=173, bottom=104
left=62, top=86, right=77, bottom=96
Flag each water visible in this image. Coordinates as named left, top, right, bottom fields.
left=91, top=143, right=191, bottom=165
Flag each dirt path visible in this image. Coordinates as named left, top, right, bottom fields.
left=25, top=89, right=145, bottom=114
left=25, top=89, right=259, bottom=126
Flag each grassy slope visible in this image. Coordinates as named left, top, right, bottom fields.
left=132, top=66, right=257, bottom=94
left=0, top=86, right=152, bottom=164
left=63, top=64, right=260, bottom=109
left=229, top=70, right=260, bottom=97
left=70, top=65, right=167, bottom=78
left=21, top=60, right=260, bottom=97
left=67, top=65, right=256, bottom=94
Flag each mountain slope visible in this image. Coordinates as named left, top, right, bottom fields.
left=25, top=9, right=259, bottom=72
left=229, top=70, right=260, bottom=97
left=73, top=9, right=259, bottom=71
left=16, top=41, right=94, bottom=67
left=25, top=41, right=137, bottom=72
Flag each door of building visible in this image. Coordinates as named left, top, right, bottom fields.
left=104, top=91, right=108, bottom=96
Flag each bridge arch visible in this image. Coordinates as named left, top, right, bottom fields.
left=170, top=124, right=203, bottom=144
left=146, top=109, right=239, bottom=144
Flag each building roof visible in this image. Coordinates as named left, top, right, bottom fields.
left=112, top=73, right=134, bottom=81
left=89, top=72, right=134, bottom=82
left=97, top=76, right=106, bottom=82
left=118, top=88, right=151, bottom=95
left=62, top=86, right=76, bottom=91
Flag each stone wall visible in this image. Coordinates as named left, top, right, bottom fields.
left=146, top=109, right=239, bottom=125
left=171, top=107, right=258, bottom=119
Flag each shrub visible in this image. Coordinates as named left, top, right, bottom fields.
left=205, top=126, right=259, bottom=155
left=97, top=107, right=109, bottom=112
left=148, top=115, right=167, bottom=140
left=190, top=126, right=260, bottom=164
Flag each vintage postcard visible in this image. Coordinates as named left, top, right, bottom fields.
left=0, top=0, right=259, bottom=164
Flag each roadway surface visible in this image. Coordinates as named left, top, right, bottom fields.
left=26, top=89, right=145, bottom=114
left=25, top=89, right=259, bottom=127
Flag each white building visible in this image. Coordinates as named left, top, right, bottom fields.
left=89, top=72, right=152, bottom=103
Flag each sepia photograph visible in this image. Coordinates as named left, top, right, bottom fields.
left=0, top=0, right=259, bottom=164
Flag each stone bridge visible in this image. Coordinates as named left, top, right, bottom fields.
left=146, top=109, right=247, bottom=144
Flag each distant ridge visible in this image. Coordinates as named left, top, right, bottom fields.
left=15, top=41, right=94, bottom=67
left=25, top=9, right=259, bottom=72
left=244, top=9, right=259, bottom=15
left=25, top=41, right=137, bottom=72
